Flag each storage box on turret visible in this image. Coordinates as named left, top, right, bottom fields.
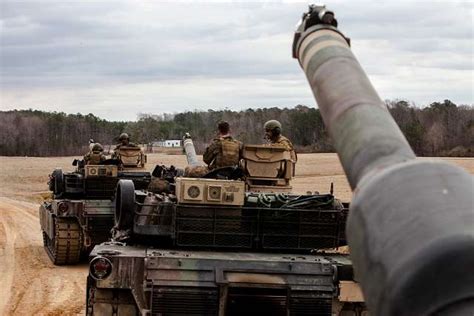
left=175, top=177, right=245, bottom=206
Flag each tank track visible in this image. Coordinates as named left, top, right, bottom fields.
left=43, top=217, right=82, bottom=265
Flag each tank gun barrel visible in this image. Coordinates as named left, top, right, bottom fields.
left=293, top=4, right=474, bottom=315
left=182, top=133, right=203, bottom=166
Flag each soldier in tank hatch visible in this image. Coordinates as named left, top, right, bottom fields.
left=84, top=143, right=107, bottom=165
left=112, top=133, right=138, bottom=159
left=115, top=133, right=137, bottom=149
left=263, top=119, right=297, bottom=162
left=203, top=121, right=243, bottom=170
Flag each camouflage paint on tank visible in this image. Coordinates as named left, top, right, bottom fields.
left=41, top=199, right=114, bottom=239
left=293, top=5, right=474, bottom=315
left=295, top=24, right=415, bottom=188
left=88, top=243, right=357, bottom=314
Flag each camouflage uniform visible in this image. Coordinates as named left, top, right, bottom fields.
left=113, top=133, right=137, bottom=158
left=84, top=143, right=106, bottom=165
left=271, top=135, right=297, bottom=162
left=203, top=136, right=242, bottom=170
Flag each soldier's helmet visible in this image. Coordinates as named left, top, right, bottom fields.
left=92, top=143, right=104, bottom=152
left=119, top=133, right=129, bottom=141
left=217, top=121, right=230, bottom=134
left=264, top=120, right=282, bottom=133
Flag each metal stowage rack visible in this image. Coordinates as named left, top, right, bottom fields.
left=134, top=202, right=348, bottom=252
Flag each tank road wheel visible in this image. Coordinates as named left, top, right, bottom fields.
left=114, top=180, right=135, bottom=230
left=43, top=217, right=82, bottom=265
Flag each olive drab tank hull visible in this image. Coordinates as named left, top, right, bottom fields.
left=86, top=179, right=366, bottom=315
left=87, top=244, right=365, bottom=315
left=39, top=155, right=151, bottom=265
left=85, top=136, right=367, bottom=316
left=40, top=199, right=114, bottom=264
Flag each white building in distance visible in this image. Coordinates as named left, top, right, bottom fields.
left=152, top=140, right=182, bottom=148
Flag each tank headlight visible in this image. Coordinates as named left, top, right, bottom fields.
left=58, top=202, right=69, bottom=212
left=89, top=256, right=113, bottom=280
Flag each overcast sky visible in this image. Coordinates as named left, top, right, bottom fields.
left=1, top=0, right=472, bottom=121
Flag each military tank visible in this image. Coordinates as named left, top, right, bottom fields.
left=39, top=143, right=151, bottom=265
left=292, top=4, right=474, bottom=315
left=84, top=4, right=474, bottom=314
left=85, top=135, right=366, bottom=315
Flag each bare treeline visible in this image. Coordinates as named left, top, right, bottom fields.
left=1, top=100, right=473, bottom=157
left=0, top=110, right=126, bottom=156
left=387, top=100, right=473, bottom=157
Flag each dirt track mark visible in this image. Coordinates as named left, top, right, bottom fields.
left=0, top=197, right=87, bottom=316
left=0, top=154, right=472, bottom=315
left=0, top=214, right=16, bottom=316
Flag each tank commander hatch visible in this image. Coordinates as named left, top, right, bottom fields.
left=203, top=121, right=243, bottom=170
left=84, top=143, right=107, bottom=165
left=264, top=120, right=297, bottom=162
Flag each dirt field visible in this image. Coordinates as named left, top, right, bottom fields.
left=0, top=153, right=473, bottom=315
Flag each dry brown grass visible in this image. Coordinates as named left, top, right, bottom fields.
left=0, top=154, right=472, bottom=315
left=1, top=153, right=472, bottom=203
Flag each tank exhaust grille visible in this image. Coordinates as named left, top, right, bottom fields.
left=290, top=291, right=332, bottom=315
left=226, top=287, right=287, bottom=316
left=151, top=286, right=218, bottom=315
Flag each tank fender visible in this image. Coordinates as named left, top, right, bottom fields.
left=39, top=203, right=55, bottom=238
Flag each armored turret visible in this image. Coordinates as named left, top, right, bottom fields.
left=292, top=5, right=474, bottom=315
